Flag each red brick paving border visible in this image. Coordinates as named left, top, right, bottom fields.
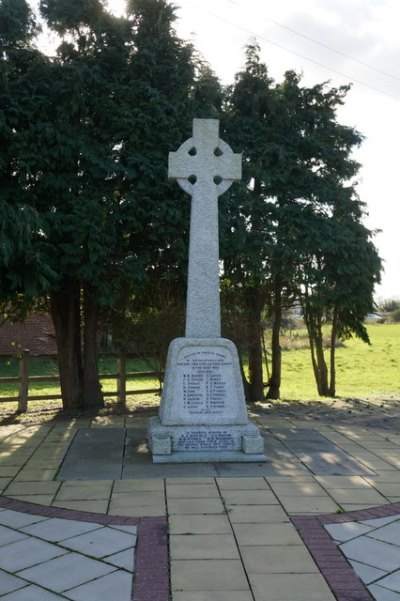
left=4, top=495, right=400, bottom=601
left=0, top=496, right=169, bottom=601
left=132, top=517, right=169, bottom=601
left=292, top=502, right=400, bottom=601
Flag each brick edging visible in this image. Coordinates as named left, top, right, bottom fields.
left=0, top=495, right=138, bottom=525
left=291, top=502, right=400, bottom=601
left=0, top=496, right=169, bottom=601
left=132, top=517, right=169, bottom=601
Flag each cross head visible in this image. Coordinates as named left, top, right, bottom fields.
left=168, top=119, right=242, bottom=197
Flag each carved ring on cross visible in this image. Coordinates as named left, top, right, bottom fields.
left=171, top=137, right=239, bottom=198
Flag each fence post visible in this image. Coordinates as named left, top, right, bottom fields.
left=117, top=353, right=126, bottom=407
left=18, top=349, right=29, bottom=413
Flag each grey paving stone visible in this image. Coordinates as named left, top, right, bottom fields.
left=340, top=537, right=400, bottom=572
left=349, top=560, right=387, bottom=585
left=103, top=548, right=135, bottom=571
left=18, top=552, right=115, bottom=592
left=215, top=461, right=309, bottom=477
left=109, top=525, right=138, bottom=536
left=368, top=522, right=400, bottom=546
left=1, top=584, right=66, bottom=600
left=61, top=526, right=135, bottom=558
left=63, top=569, right=133, bottom=601
left=122, top=462, right=218, bottom=478
left=378, top=570, right=400, bottom=593
left=325, top=522, right=374, bottom=542
left=0, top=538, right=67, bottom=572
left=0, top=570, right=28, bottom=595
left=21, top=518, right=101, bottom=542
left=271, top=428, right=374, bottom=475
left=361, top=516, right=400, bottom=528
left=0, top=510, right=47, bottom=529
left=368, top=584, right=400, bottom=601
left=57, top=429, right=126, bottom=480
left=0, top=524, right=28, bottom=546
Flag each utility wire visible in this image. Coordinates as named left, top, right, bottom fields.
left=227, top=0, right=400, bottom=84
left=204, top=9, right=400, bottom=103
left=266, top=17, right=400, bottom=84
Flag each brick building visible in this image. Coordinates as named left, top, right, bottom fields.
left=0, top=313, right=56, bottom=355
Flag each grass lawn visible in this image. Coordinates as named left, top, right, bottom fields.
left=0, top=323, right=399, bottom=412
left=277, top=323, right=400, bottom=400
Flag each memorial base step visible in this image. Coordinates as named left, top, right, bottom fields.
left=148, top=416, right=266, bottom=463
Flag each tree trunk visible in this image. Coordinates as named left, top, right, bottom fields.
left=50, top=280, right=83, bottom=410
left=245, top=287, right=265, bottom=402
left=329, top=308, right=338, bottom=397
left=314, top=329, right=329, bottom=396
left=302, top=295, right=329, bottom=397
left=266, top=277, right=282, bottom=400
left=82, top=284, right=104, bottom=408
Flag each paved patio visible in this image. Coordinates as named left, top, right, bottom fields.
left=0, top=412, right=399, bottom=600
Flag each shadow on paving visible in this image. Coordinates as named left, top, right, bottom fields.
left=56, top=426, right=374, bottom=480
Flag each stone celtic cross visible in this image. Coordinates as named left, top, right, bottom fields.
left=168, top=119, right=242, bottom=338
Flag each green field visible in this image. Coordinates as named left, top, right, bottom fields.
left=276, top=323, right=400, bottom=400
left=0, top=323, right=399, bottom=412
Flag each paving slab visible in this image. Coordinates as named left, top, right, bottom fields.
left=171, top=559, right=249, bottom=591
left=0, top=524, right=28, bottom=546
left=325, top=521, right=374, bottom=542
left=63, top=570, right=133, bottom=601
left=241, top=544, right=318, bottom=574
left=0, top=537, right=67, bottom=572
left=367, top=520, right=400, bottom=544
left=0, top=570, right=28, bottom=596
left=173, top=593, right=253, bottom=601
left=232, top=522, right=303, bottom=546
left=2, top=419, right=400, bottom=601
left=57, top=425, right=377, bottom=480
left=52, top=499, right=110, bottom=513
left=61, top=526, right=135, bottom=557
left=228, top=504, right=290, bottom=523
left=170, top=534, right=239, bottom=560
left=271, top=427, right=374, bottom=475
left=166, top=483, right=220, bottom=498
left=368, top=584, right=400, bottom=600
left=57, top=428, right=126, bottom=480
left=249, top=573, right=336, bottom=601
left=169, top=514, right=232, bottom=535
left=0, top=584, right=65, bottom=600
left=18, top=552, right=116, bottom=592
left=349, top=560, right=387, bottom=585
left=168, top=497, right=224, bottom=515
left=340, top=537, right=400, bottom=571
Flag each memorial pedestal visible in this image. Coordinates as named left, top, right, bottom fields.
left=148, top=338, right=266, bottom=463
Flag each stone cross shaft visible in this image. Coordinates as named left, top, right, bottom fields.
left=168, top=119, right=242, bottom=338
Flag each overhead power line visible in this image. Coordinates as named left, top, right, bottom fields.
left=227, top=0, right=400, bottom=84
left=205, top=9, right=400, bottom=103
left=265, top=17, right=400, bottom=84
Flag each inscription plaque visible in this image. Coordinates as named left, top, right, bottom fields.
left=179, top=350, right=231, bottom=415
left=159, top=339, right=248, bottom=426
left=176, top=430, right=236, bottom=451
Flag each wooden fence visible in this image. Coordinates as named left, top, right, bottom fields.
left=0, top=350, right=162, bottom=412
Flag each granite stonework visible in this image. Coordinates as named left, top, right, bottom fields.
left=148, top=119, right=265, bottom=463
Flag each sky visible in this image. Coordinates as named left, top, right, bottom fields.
left=38, top=0, right=400, bottom=301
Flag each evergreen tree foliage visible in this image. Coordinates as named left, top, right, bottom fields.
left=222, top=44, right=381, bottom=400
left=0, top=4, right=382, bottom=409
left=0, top=0, right=220, bottom=409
